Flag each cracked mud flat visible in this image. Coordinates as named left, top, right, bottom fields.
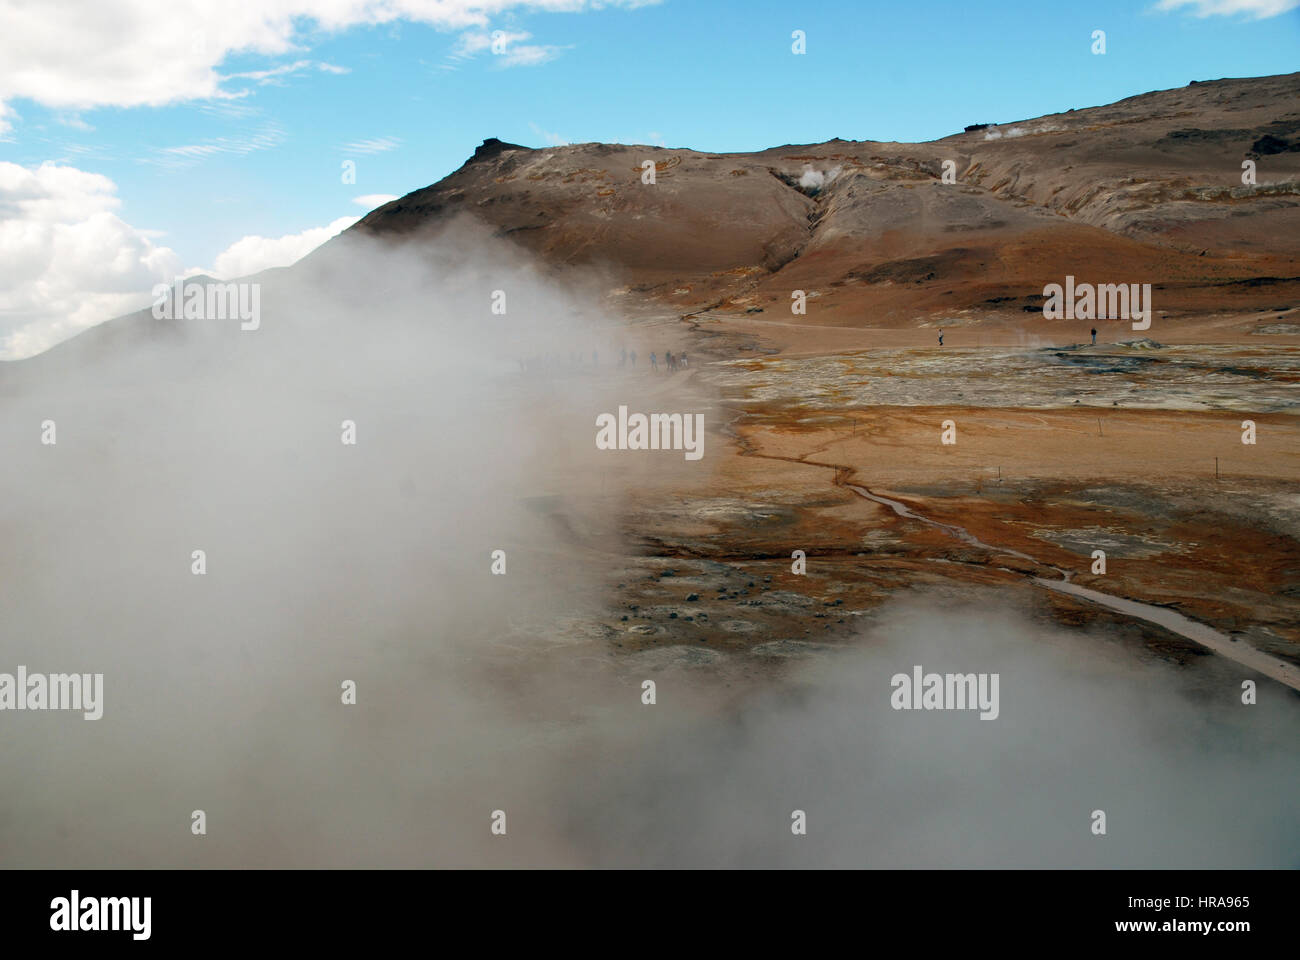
left=711, top=344, right=1300, bottom=413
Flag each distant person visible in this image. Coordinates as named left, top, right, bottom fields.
left=938, top=329, right=944, bottom=347
left=650, top=352, right=658, bottom=371
left=666, top=351, right=677, bottom=373
left=1091, top=328, right=1097, bottom=346
left=680, top=353, right=688, bottom=369
left=630, top=349, right=637, bottom=367
left=620, top=347, right=627, bottom=368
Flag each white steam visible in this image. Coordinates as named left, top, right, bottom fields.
left=984, top=124, right=1063, bottom=141
left=798, top=164, right=841, bottom=191
left=0, top=218, right=1295, bottom=867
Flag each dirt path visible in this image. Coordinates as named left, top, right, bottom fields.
left=726, top=417, right=1300, bottom=691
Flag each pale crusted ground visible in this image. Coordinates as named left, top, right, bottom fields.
left=531, top=313, right=1300, bottom=684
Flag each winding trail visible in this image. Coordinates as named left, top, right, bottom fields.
left=843, top=482, right=1300, bottom=692
left=725, top=418, right=1300, bottom=692
left=1032, top=577, right=1300, bottom=689
left=844, top=483, right=1058, bottom=575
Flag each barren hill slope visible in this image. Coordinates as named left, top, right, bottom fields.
left=326, top=72, right=1300, bottom=334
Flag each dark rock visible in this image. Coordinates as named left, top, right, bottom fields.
left=1250, top=134, right=1299, bottom=155
left=469, top=138, right=531, bottom=163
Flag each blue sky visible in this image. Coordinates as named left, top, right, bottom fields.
left=0, top=0, right=1297, bottom=357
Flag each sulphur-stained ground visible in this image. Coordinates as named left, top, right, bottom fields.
left=540, top=313, right=1300, bottom=684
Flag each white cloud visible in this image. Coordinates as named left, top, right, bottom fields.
left=451, top=30, right=509, bottom=60
left=352, top=194, right=399, bottom=208
left=198, top=101, right=261, bottom=121
left=224, top=58, right=348, bottom=85
left=528, top=122, right=569, bottom=146
left=1155, top=0, right=1299, bottom=16
left=341, top=136, right=402, bottom=155
left=452, top=30, right=570, bottom=67
left=0, top=161, right=182, bottom=359
left=499, top=43, right=570, bottom=67
left=0, top=160, right=361, bottom=359
left=0, top=1, right=660, bottom=129
left=141, top=122, right=286, bottom=169
left=211, top=215, right=359, bottom=279
left=224, top=59, right=314, bottom=85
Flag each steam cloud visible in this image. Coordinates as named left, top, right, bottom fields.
left=984, top=124, right=1063, bottom=140
left=0, top=221, right=1295, bottom=868
left=798, top=165, right=841, bottom=192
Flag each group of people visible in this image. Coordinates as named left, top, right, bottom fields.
left=517, top=347, right=690, bottom=375
left=621, top=347, right=687, bottom=373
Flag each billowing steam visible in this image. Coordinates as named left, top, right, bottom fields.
left=0, top=219, right=1295, bottom=868
left=984, top=123, right=1063, bottom=140
left=798, top=164, right=841, bottom=192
